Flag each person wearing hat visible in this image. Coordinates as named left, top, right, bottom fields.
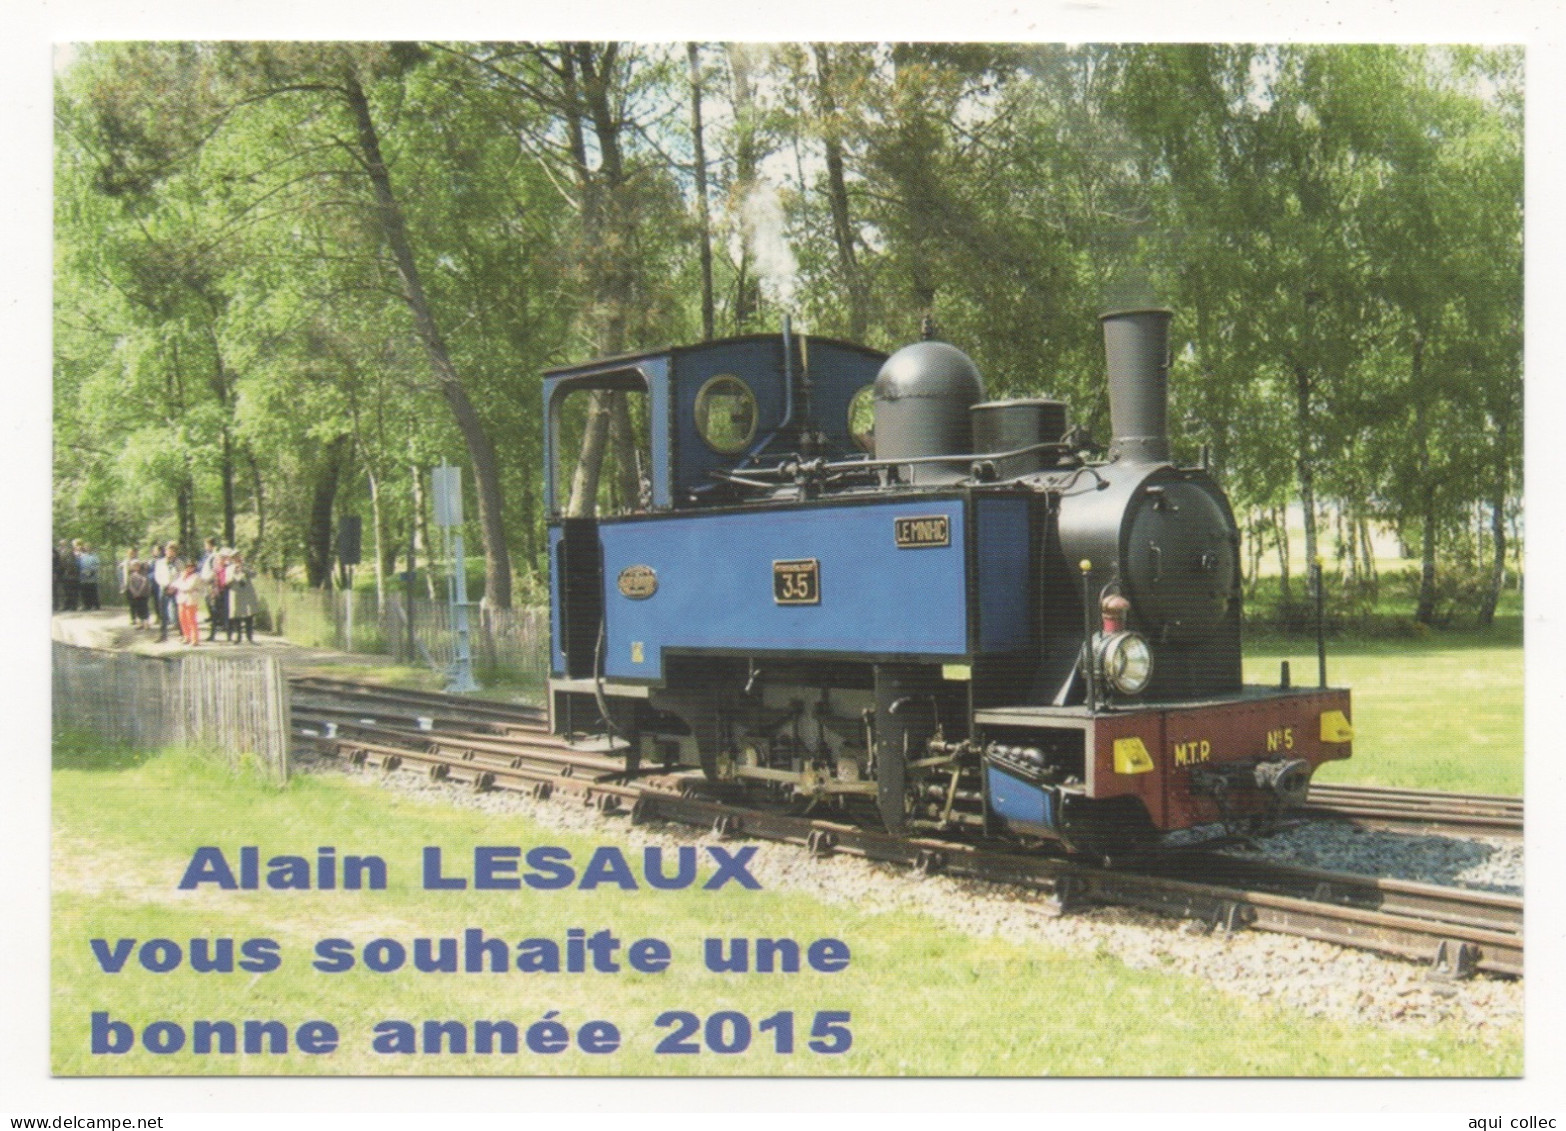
left=206, top=546, right=233, bottom=641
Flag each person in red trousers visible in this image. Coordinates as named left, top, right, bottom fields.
left=172, top=562, right=207, bottom=646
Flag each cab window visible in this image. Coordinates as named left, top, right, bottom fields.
left=694, top=374, right=758, bottom=454
left=553, top=379, right=651, bottom=518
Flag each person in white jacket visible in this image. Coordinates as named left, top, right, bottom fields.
left=153, top=543, right=181, bottom=642
left=172, top=561, right=207, bottom=646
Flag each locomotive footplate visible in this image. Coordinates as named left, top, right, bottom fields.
left=975, top=686, right=1352, bottom=838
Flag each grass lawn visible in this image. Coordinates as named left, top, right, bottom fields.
left=52, top=739, right=1520, bottom=1077
left=1244, top=619, right=1522, bottom=796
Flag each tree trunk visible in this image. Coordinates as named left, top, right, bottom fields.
left=725, top=45, right=762, bottom=331
left=812, top=45, right=868, bottom=341
left=1509, top=510, right=1523, bottom=594
left=342, top=68, right=513, bottom=608
left=176, top=476, right=195, bottom=561
left=607, top=390, right=641, bottom=509
left=411, top=461, right=437, bottom=599
left=1244, top=509, right=1264, bottom=597
left=566, top=389, right=615, bottom=517
left=1359, top=515, right=1377, bottom=596
left=245, top=446, right=266, bottom=567
left=1478, top=412, right=1508, bottom=628
left=368, top=465, right=386, bottom=612
left=167, top=339, right=197, bottom=553
left=1340, top=503, right=1357, bottom=588
left=307, top=435, right=349, bottom=589
left=1275, top=505, right=1291, bottom=604
left=689, top=43, right=715, bottom=340
left=1411, top=339, right=1438, bottom=625
left=887, top=46, right=942, bottom=322
left=208, top=343, right=237, bottom=547
left=557, top=43, right=642, bottom=510
left=1416, top=485, right=1438, bottom=625
left=220, top=428, right=236, bottom=547
left=197, top=328, right=241, bottom=547
left=1292, top=363, right=1319, bottom=591
left=573, top=42, right=636, bottom=354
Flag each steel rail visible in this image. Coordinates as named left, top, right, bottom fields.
left=301, top=730, right=646, bottom=811
left=301, top=723, right=1522, bottom=979
left=295, top=716, right=629, bottom=780
left=1157, top=853, right=1521, bottom=934
left=290, top=679, right=1523, bottom=978
left=612, top=787, right=1526, bottom=979
left=288, top=675, right=546, bottom=726
left=1301, top=782, right=1522, bottom=838
left=293, top=681, right=1523, bottom=834
left=1309, top=783, right=1521, bottom=808
left=292, top=699, right=518, bottom=736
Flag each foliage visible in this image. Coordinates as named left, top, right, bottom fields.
left=55, top=42, right=1523, bottom=626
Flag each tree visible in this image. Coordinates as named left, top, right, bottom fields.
left=55, top=47, right=245, bottom=553
left=688, top=43, right=716, bottom=340
left=54, top=41, right=1523, bottom=630
left=123, top=43, right=521, bottom=604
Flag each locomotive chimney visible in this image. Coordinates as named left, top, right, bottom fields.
left=1100, top=308, right=1173, bottom=464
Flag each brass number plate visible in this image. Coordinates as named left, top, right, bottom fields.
left=894, top=514, right=950, bottom=548
left=773, top=559, right=820, bottom=605
left=617, top=564, right=658, bottom=599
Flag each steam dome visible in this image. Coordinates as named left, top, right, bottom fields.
left=872, top=341, right=985, bottom=482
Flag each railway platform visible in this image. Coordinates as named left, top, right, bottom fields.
left=50, top=608, right=382, bottom=674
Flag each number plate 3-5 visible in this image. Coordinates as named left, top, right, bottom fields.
left=773, top=559, right=820, bottom=605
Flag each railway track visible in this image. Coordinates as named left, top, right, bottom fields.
left=288, top=676, right=1523, bottom=980
left=1300, top=782, right=1522, bottom=838
left=290, top=675, right=547, bottom=729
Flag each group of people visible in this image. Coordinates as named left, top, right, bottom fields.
left=111, top=538, right=260, bottom=646
left=52, top=540, right=102, bottom=611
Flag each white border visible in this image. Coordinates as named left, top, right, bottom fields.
left=8, top=1, right=1563, bottom=1122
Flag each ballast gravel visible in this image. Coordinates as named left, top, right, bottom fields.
left=297, top=748, right=1523, bottom=1041
left=1220, top=822, right=1523, bottom=896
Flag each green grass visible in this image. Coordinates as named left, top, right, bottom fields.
left=291, top=662, right=451, bottom=691
left=291, top=660, right=545, bottom=706
left=469, top=662, right=548, bottom=704
left=1244, top=620, right=1522, bottom=796
left=52, top=742, right=1519, bottom=1076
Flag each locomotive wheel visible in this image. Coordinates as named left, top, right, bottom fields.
left=688, top=708, right=735, bottom=782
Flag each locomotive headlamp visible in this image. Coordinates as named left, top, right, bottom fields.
left=1098, top=631, right=1153, bottom=696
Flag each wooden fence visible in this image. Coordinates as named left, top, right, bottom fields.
left=52, top=642, right=292, bottom=781
left=263, top=581, right=550, bottom=684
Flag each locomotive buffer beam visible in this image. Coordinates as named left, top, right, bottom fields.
left=1191, top=758, right=1312, bottom=807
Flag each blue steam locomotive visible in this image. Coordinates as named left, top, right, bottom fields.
left=542, top=311, right=1352, bottom=852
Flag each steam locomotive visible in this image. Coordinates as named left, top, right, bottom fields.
left=542, top=310, right=1352, bottom=853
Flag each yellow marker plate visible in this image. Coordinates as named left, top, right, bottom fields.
left=1113, top=736, right=1155, bottom=774
left=1320, top=710, right=1354, bottom=743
